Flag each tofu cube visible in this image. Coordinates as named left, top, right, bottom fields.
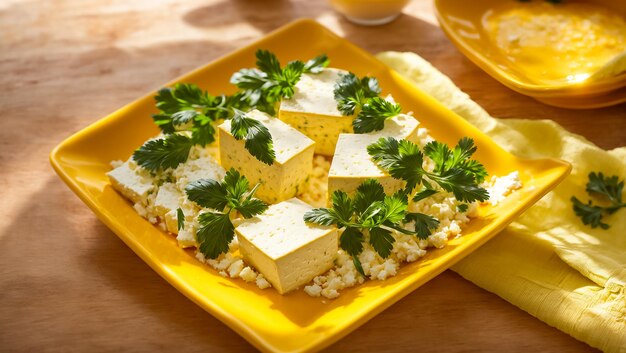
left=235, top=198, right=338, bottom=294
left=327, top=114, right=420, bottom=198
left=107, top=161, right=155, bottom=204
left=154, top=183, right=182, bottom=234
left=219, top=110, right=315, bottom=204
left=279, top=68, right=352, bottom=156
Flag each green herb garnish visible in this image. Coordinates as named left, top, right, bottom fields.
left=231, top=50, right=329, bottom=115
left=185, top=168, right=268, bottom=259
left=153, top=83, right=245, bottom=140
left=134, top=83, right=276, bottom=170
left=177, top=208, right=185, bottom=231
left=571, top=172, right=625, bottom=229
left=230, top=109, right=276, bottom=165
left=333, top=72, right=402, bottom=133
left=133, top=134, right=195, bottom=171
left=367, top=137, right=489, bottom=203
left=303, top=179, right=439, bottom=276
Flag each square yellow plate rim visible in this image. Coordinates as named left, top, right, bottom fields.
left=50, top=19, right=571, bottom=353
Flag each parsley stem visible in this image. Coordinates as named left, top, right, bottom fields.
left=383, top=224, right=414, bottom=235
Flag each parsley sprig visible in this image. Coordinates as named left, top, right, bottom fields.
left=231, top=50, right=330, bottom=115
left=367, top=137, right=489, bottom=203
left=133, top=83, right=276, bottom=170
left=185, top=168, right=268, bottom=259
left=571, top=172, right=625, bottom=229
left=303, top=179, right=439, bottom=276
left=333, top=72, right=402, bottom=133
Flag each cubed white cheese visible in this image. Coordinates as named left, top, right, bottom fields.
left=279, top=68, right=352, bottom=156
left=219, top=110, right=315, bottom=204
left=235, top=198, right=338, bottom=294
left=107, top=161, right=155, bottom=204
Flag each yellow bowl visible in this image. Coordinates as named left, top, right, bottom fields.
left=434, top=0, right=626, bottom=108
left=50, top=19, right=571, bottom=353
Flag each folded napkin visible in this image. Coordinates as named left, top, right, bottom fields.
left=376, top=52, right=626, bottom=353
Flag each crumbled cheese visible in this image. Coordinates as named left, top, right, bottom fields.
left=239, top=267, right=257, bottom=282
left=228, top=259, right=244, bottom=278
left=486, top=171, right=523, bottom=205
left=256, top=274, right=271, bottom=289
left=304, top=284, right=322, bottom=297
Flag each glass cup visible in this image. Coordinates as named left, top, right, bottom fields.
left=329, top=0, right=411, bottom=26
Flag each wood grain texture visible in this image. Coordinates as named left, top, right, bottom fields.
left=0, top=0, right=623, bottom=352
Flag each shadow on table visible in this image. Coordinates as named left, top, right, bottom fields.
left=0, top=175, right=258, bottom=352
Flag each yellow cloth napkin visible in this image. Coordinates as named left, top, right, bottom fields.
left=376, top=52, right=626, bottom=353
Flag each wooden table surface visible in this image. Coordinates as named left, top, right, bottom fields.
left=1, top=0, right=624, bottom=352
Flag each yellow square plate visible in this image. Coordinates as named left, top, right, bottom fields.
left=50, top=19, right=571, bottom=353
left=434, top=0, right=626, bottom=109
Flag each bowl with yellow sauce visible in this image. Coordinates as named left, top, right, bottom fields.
left=434, top=0, right=626, bottom=108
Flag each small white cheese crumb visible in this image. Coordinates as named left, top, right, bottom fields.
left=133, top=202, right=148, bottom=218
left=195, top=252, right=206, bottom=263
left=256, top=274, right=271, bottom=289
left=228, top=259, right=244, bottom=278
left=304, top=284, right=322, bottom=297
left=428, top=231, right=448, bottom=249
left=239, top=266, right=257, bottom=282
left=321, top=288, right=340, bottom=299
left=487, top=171, right=523, bottom=205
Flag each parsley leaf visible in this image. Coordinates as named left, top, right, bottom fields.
left=353, top=179, right=386, bottom=213
left=185, top=168, right=268, bottom=259
left=236, top=197, right=268, bottom=219
left=185, top=178, right=229, bottom=210
left=353, top=97, right=402, bottom=133
left=412, top=187, right=438, bottom=202
left=231, top=50, right=330, bottom=115
left=333, top=73, right=381, bottom=115
left=571, top=172, right=625, bottom=229
left=369, top=227, right=394, bottom=258
left=340, top=227, right=366, bottom=276
left=304, top=54, right=330, bottom=74
left=586, top=172, right=623, bottom=205
left=571, top=197, right=609, bottom=229
left=303, top=208, right=337, bottom=226
left=367, top=137, right=425, bottom=191
left=196, top=212, right=234, bottom=259
left=404, top=213, right=440, bottom=240
left=368, top=137, right=489, bottom=203
left=340, top=227, right=365, bottom=257
left=230, top=109, right=276, bottom=165
left=132, top=134, right=194, bottom=171
left=425, top=137, right=488, bottom=183
left=333, top=72, right=400, bottom=133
